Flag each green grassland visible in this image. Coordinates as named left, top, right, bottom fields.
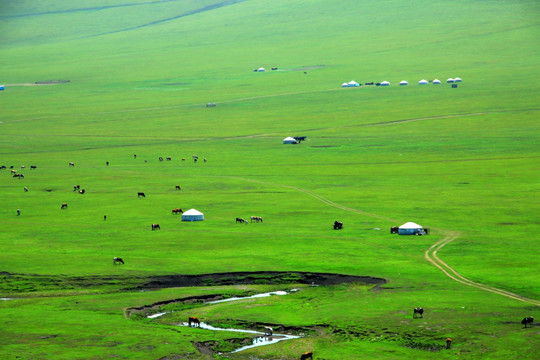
left=1, top=0, right=539, bottom=359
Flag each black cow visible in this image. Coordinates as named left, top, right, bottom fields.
left=390, top=226, right=399, bottom=234
left=151, top=223, right=160, bottom=230
left=333, top=221, right=343, bottom=230
left=175, top=185, right=181, bottom=190
left=271, top=67, right=278, bottom=70
left=413, top=307, right=424, bottom=318
left=113, top=257, right=124, bottom=265
left=30, top=165, right=37, bottom=169
left=522, top=316, right=534, bottom=328
left=73, top=185, right=80, bottom=191
left=365, top=82, right=374, bottom=85
left=61, top=203, right=68, bottom=209
left=79, top=189, right=85, bottom=194
left=69, top=162, right=74, bottom=167
left=138, top=192, right=145, bottom=198
left=294, top=136, right=307, bottom=143
left=300, top=352, right=313, bottom=360
left=166, top=157, right=171, bottom=161
left=236, top=218, right=246, bottom=223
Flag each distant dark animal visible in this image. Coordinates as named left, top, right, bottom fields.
left=104, top=215, right=107, bottom=220
left=0, top=165, right=6, bottom=169
left=452, top=84, right=458, bottom=88
left=151, top=223, right=160, bottom=230
left=271, top=67, right=278, bottom=70
left=30, top=165, right=37, bottom=169
left=13, top=173, right=24, bottom=178
left=172, top=208, right=183, bottom=215
left=78, top=189, right=85, bottom=194
left=24, top=187, right=28, bottom=192
left=61, top=203, right=68, bottom=209
left=113, top=257, right=124, bottom=265
left=10, top=166, right=14, bottom=169
left=181, top=158, right=186, bottom=161
left=294, top=136, right=307, bottom=142
left=73, top=185, right=80, bottom=191
left=17, top=209, right=21, bottom=216
left=138, top=192, right=145, bottom=198
left=376, top=82, right=381, bottom=86
left=11, top=169, right=17, bottom=174
left=236, top=217, right=246, bottom=223
left=175, top=185, right=181, bottom=190
left=69, top=162, right=74, bottom=167
left=134, top=154, right=137, bottom=159
left=206, top=102, right=216, bottom=107
left=21, top=165, right=25, bottom=169
left=365, top=82, right=374, bottom=85
left=193, top=155, right=198, bottom=159
left=522, top=316, right=534, bottom=328
left=166, top=157, right=171, bottom=161
left=251, top=216, right=263, bottom=223
left=264, top=326, right=273, bottom=336
left=203, top=158, right=207, bottom=162
left=188, top=316, right=200, bottom=327
left=333, top=221, right=343, bottom=230
left=390, top=226, right=399, bottom=234
left=159, top=157, right=163, bottom=162
left=253, top=69, right=258, bottom=72
left=303, top=71, right=307, bottom=75
left=194, top=158, right=197, bottom=163
left=446, top=338, right=452, bottom=349
left=300, top=351, right=313, bottom=360
left=413, top=307, right=424, bottom=318
left=106, top=161, right=109, bottom=166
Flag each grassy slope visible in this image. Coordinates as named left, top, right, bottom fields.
left=0, top=0, right=539, bottom=358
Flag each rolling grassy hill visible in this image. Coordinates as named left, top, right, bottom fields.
left=1, top=0, right=539, bottom=359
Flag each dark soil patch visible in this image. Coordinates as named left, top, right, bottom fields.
left=34, top=80, right=70, bottom=84
left=311, top=145, right=340, bottom=148
left=141, top=271, right=386, bottom=289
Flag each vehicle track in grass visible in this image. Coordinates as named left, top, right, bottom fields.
left=228, top=176, right=540, bottom=307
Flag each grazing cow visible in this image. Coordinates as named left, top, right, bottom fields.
left=303, top=71, right=307, bottom=75
left=134, top=154, right=137, bottom=159
left=61, top=203, right=68, bottom=209
left=522, top=316, right=534, bottom=328
left=30, top=165, right=37, bottom=169
left=13, top=173, right=24, bottom=178
left=333, top=221, right=343, bottom=230
left=264, top=326, right=273, bottom=336
left=446, top=338, right=452, bottom=349
left=138, top=192, right=145, bottom=198
left=104, top=215, right=107, bottom=220
left=21, top=165, right=25, bottom=169
left=175, top=185, right=181, bottom=190
left=69, top=162, right=74, bottom=167
left=113, top=257, right=124, bottom=265
left=0, top=165, right=6, bottom=169
left=188, top=316, right=200, bottom=327
left=106, top=161, right=109, bottom=166
left=376, top=82, right=381, bottom=86
left=172, top=208, right=183, bottom=215
left=166, top=157, right=171, bottom=161
left=10, top=169, right=17, bottom=174
left=182, top=158, right=186, bottom=161
left=159, top=157, right=163, bottom=162
left=17, top=209, right=21, bottom=216
left=250, top=216, right=263, bottom=223
left=236, top=217, right=246, bottom=223
left=24, top=187, right=28, bottom=192
left=365, top=82, right=374, bottom=85
left=271, top=67, right=278, bottom=70
left=413, top=307, right=424, bottom=318
left=294, top=136, right=307, bottom=143
left=73, top=185, right=80, bottom=191
left=300, top=351, right=313, bottom=360
left=79, top=189, right=85, bottom=194
left=203, top=158, right=207, bottom=162
left=151, top=223, right=160, bottom=230
left=390, top=226, right=399, bottom=234
left=10, top=166, right=14, bottom=169
left=193, top=155, right=198, bottom=160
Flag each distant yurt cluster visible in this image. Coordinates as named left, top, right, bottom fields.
left=340, top=77, right=462, bottom=88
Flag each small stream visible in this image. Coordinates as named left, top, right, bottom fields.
left=147, top=289, right=300, bottom=353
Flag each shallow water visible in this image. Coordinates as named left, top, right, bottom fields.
left=147, top=289, right=300, bottom=352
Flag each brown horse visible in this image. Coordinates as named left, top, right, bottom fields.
left=172, top=208, right=183, bottom=215
left=300, top=351, right=313, bottom=360
left=188, top=316, right=200, bottom=327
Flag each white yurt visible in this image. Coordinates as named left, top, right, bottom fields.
left=182, top=209, right=204, bottom=222
left=348, top=80, right=360, bottom=87
left=398, top=222, right=423, bottom=235
left=399, top=81, right=408, bottom=86
left=341, top=82, right=349, bottom=87
left=257, top=67, right=266, bottom=72
left=0, top=85, right=5, bottom=90
left=447, top=78, right=455, bottom=83
left=454, top=77, right=462, bottom=82
left=432, top=79, right=441, bottom=84
left=380, top=81, right=390, bottom=86
left=283, top=136, right=297, bottom=144
left=418, top=79, right=428, bottom=85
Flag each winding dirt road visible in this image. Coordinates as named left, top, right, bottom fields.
left=229, top=176, right=540, bottom=307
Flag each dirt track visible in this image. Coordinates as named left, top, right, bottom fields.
left=228, top=176, right=540, bottom=307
